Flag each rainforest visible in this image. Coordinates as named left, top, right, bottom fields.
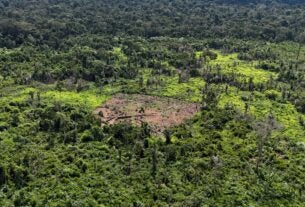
left=1, top=0, right=305, bottom=206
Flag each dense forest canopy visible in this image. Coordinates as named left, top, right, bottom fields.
left=0, top=0, right=305, bottom=48
left=1, top=0, right=305, bottom=206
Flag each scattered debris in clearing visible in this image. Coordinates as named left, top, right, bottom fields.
left=94, top=93, right=200, bottom=133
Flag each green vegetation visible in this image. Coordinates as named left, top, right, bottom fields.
left=1, top=0, right=305, bottom=206
left=211, top=52, right=277, bottom=83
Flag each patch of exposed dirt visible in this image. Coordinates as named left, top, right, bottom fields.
left=93, top=93, right=200, bottom=133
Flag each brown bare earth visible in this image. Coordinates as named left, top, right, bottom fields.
left=93, top=93, right=200, bottom=133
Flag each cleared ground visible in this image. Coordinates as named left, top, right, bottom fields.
left=94, top=93, right=200, bottom=133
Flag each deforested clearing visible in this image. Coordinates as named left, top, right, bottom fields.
left=94, top=93, right=200, bottom=133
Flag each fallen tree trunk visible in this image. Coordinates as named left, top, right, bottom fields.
left=104, top=113, right=158, bottom=122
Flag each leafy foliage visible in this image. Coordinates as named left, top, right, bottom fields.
left=1, top=0, right=305, bottom=206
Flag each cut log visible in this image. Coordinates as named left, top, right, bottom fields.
left=104, top=113, right=158, bottom=123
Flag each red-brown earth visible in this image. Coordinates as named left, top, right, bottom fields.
left=94, top=93, right=200, bottom=133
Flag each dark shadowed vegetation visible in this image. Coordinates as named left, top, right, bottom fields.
left=1, top=0, right=305, bottom=206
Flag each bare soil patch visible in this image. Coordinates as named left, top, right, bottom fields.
left=94, top=93, right=200, bottom=133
